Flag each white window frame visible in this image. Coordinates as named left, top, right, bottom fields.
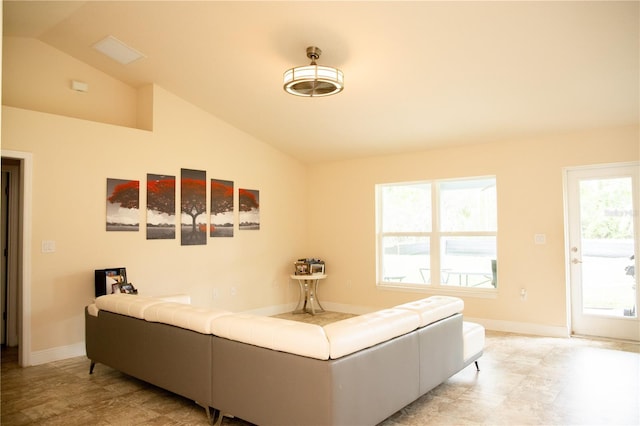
left=376, top=176, right=498, bottom=298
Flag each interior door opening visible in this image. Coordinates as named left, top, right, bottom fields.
left=1, top=158, right=21, bottom=360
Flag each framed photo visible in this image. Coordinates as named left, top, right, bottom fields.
left=310, top=263, right=325, bottom=275
left=95, top=267, right=127, bottom=297
left=295, top=262, right=310, bottom=275
left=119, top=283, right=137, bottom=294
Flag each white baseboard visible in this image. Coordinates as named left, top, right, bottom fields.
left=243, top=303, right=297, bottom=316
left=465, top=316, right=569, bottom=338
left=245, top=301, right=375, bottom=316
left=322, top=303, right=570, bottom=337
left=30, top=342, right=86, bottom=366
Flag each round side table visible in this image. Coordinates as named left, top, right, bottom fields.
left=290, top=274, right=327, bottom=315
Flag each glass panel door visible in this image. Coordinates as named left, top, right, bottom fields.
left=566, top=163, right=639, bottom=341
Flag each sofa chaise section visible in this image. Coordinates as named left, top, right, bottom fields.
left=86, top=294, right=231, bottom=418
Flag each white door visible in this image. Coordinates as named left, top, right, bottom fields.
left=566, top=163, right=639, bottom=341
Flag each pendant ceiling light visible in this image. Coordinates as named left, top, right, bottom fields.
left=283, top=46, right=344, bottom=97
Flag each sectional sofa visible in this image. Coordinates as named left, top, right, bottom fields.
left=85, top=293, right=484, bottom=426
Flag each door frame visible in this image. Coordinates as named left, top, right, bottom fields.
left=1, top=150, right=33, bottom=366
left=564, top=161, right=640, bottom=341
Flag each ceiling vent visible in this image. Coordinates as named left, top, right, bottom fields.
left=92, top=35, right=145, bottom=65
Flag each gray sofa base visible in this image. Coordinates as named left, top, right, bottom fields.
left=86, top=308, right=480, bottom=426
left=85, top=308, right=213, bottom=413
left=211, top=329, right=421, bottom=426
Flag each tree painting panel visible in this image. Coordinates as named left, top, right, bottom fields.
left=106, top=178, right=139, bottom=231
left=239, top=188, right=260, bottom=230
left=147, top=174, right=176, bottom=240
left=181, top=168, right=207, bottom=245
left=210, top=178, right=234, bottom=237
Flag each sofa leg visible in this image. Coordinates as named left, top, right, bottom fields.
left=474, top=361, right=480, bottom=371
left=213, top=411, right=225, bottom=426
left=89, top=361, right=96, bottom=374
left=204, top=407, right=224, bottom=426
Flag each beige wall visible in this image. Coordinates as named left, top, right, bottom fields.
left=2, top=40, right=309, bottom=355
left=3, top=94, right=309, bottom=353
left=308, top=126, right=639, bottom=331
left=3, top=37, right=140, bottom=128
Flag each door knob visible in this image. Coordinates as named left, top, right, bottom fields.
left=572, top=258, right=583, bottom=264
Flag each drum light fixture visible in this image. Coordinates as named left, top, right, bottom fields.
left=283, top=46, right=344, bottom=97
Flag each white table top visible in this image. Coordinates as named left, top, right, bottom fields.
left=290, top=274, right=327, bottom=280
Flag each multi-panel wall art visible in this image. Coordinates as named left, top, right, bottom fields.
left=210, top=178, right=234, bottom=237
left=106, top=170, right=259, bottom=242
left=146, top=174, right=176, bottom=240
left=239, top=188, right=260, bottom=230
left=181, top=168, right=207, bottom=246
left=106, top=178, right=140, bottom=231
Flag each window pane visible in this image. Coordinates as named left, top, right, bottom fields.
left=381, top=183, right=431, bottom=232
left=381, top=236, right=430, bottom=283
left=441, top=236, right=497, bottom=288
left=440, top=178, right=496, bottom=232
left=579, top=177, right=636, bottom=317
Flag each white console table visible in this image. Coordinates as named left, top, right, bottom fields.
left=290, top=274, right=327, bottom=315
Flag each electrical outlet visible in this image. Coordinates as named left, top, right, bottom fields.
left=230, top=286, right=237, bottom=297
left=212, top=288, right=219, bottom=299
left=520, top=288, right=527, bottom=301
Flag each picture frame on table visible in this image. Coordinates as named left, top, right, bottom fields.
left=310, top=263, right=325, bottom=275
left=294, top=262, right=310, bottom=275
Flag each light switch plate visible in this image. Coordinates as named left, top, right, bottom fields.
left=41, top=240, right=56, bottom=253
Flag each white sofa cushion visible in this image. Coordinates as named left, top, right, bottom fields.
left=87, top=303, right=99, bottom=317
left=143, top=302, right=231, bottom=334
left=323, top=308, right=420, bottom=359
left=394, top=296, right=464, bottom=327
left=211, top=313, right=330, bottom=360
left=95, top=294, right=165, bottom=319
left=463, top=321, right=485, bottom=362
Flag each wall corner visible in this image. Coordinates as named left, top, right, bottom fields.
left=137, top=84, right=154, bottom=131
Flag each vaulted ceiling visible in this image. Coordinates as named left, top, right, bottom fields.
left=4, top=1, right=639, bottom=162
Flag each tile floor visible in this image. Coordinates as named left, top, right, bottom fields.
left=1, top=313, right=639, bottom=425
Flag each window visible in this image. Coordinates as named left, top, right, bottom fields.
left=376, top=176, right=497, bottom=290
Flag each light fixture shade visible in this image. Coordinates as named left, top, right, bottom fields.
left=283, top=47, right=344, bottom=97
